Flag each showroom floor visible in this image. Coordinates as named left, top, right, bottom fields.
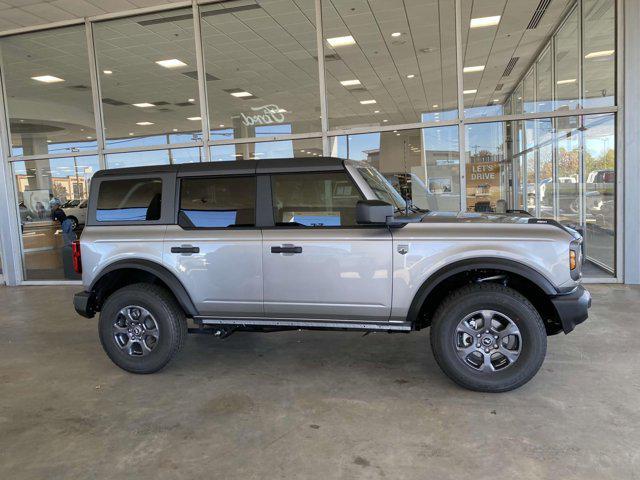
left=0, top=284, right=638, bottom=480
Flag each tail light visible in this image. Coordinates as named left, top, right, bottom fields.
left=72, top=240, right=82, bottom=274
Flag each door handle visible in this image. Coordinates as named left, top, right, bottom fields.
left=171, top=245, right=200, bottom=254
left=271, top=244, right=302, bottom=254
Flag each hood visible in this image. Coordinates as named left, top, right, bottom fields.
left=420, top=211, right=534, bottom=224
left=416, top=211, right=583, bottom=240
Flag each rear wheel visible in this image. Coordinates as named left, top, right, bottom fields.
left=99, top=283, right=187, bottom=374
left=430, top=283, right=547, bottom=392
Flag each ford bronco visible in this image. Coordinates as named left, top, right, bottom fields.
left=73, top=158, right=590, bottom=392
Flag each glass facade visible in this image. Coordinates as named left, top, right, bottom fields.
left=0, top=0, right=619, bottom=281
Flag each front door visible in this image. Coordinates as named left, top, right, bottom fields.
left=262, top=171, right=393, bottom=321
left=163, top=175, right=262, bottom=317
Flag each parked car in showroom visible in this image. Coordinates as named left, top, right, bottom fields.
left=73, top=158, right=590, bottom=392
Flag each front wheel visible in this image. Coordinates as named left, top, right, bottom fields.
left=430, top=283, right=547, bottom=392
left=99, top=283, right=187, bottom=374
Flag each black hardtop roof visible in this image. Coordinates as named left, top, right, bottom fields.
left=93, top=157, right=346, bottom=178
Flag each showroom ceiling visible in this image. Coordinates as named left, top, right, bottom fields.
left=0, top=0, right=614, bottom=148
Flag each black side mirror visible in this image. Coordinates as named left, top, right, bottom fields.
left=356, top=200, right=394, bottom=224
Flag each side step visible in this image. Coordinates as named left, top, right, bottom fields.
left=194, top=317, right=412, bottom=332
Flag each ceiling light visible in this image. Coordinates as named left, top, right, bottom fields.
left=463, top=65, right=485, bottom=73
left=230, top=91, right=253, bottom=98
left=326, top=35, right=356, bottom=48
left=432, top=104, right=439, bottom=108
left=86, top=136, right=92, bottom=139
left=391, top=32, right=402, bottom=37
left=585, top=50, right=614, bottom=59
left=172, top=128, right=178, bottom=132
left=396, top=133, right=400, bottom=136
left=493, top=98, right=500, bottom=103
left=103, top=70, right=113, bottom=75
left=406, top=74, right=416, bottom=79
left=340, top=79, right=361, bottom=86
left=129, top=132, right=134, bottom=136
left=470, top=16, right=501, bottom=28
left=46, top=140, right=51, bottom=143
left=133, top=102, right=155, bottom=108
left=463, top=89, right=477, bottom=94
left=136, top=121, right=154, bottom=126
left=360, top=99, right=377, bottom=105
left=383, top=119, right=388, bottom=123
left=155, top=58, right=187, bottom=68
left=188, top=98, right=195, bottom=102
left=187, top=116, right=202, bottom=121
left=557, top=78, right=577, bottom=85
left=31, top=75, right=64, bottom=83
left=219, top=124, right=225, bottom=128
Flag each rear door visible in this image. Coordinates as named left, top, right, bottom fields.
left=261, top=170, right=393, bottom=321
left=163, top=175, right=263, bottom=317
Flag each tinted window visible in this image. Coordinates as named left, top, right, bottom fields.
left=179, top=177, right=256, bottom=228
left=97, top=178, right=162, bottom=222
left=271, top=172, right=363, bottom=227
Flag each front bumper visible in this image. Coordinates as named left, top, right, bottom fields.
left=549, top=285, right=591, bottom=334
left=74, top=291, right=95, bottom=319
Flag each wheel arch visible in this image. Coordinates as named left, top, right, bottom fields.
left=89, top=259, right=199, bottom=318
left=407, top=258, right=563, bottom=335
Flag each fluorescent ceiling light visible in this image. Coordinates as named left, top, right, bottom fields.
left=340, top=79, right=361, bottom=86
left=374, top=110, right=380, bottom=113
left=155, top=58, right=187, bottom=68
left=230, top=91, right=253, bottom=98
left=432, top=104, right=439, bottom=108
left=585, top=50, right=614, bottom=59
left=129, top=132, right=134, bottom=136
left=557, top=78, right=577, bottom=85
left=382, top=119, right=388, bottom=122
left=493, top=98, right=500, bottom=103
left=188, top=98, right=195, bottom=102
left=463, top=65, right=485, bottom=73
left=187, top=116, right=202, bottom=121
left=470, top=15, right=501, bottom=28
left=133, top=102, right=155, bottom=108
left=219, top=124, right=225, bottom=127
left=360, top=99, right=377, bottom=105
left=326, top=35, right=355, bottom=48
left=172, top=128, right=178, bottom=132
left=31, top=75, right=64, bottom=83
left=103, top=70, right=113, bottom=75
left=391, top=32, right=402, bottom=37
left=463, top=89, right=477, bottom=94
left=406, top=74, right=416, bottom=79
left=136, top=121, right=154, bottom=125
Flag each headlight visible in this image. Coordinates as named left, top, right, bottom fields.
left=569, top=238, right=583, bottom=280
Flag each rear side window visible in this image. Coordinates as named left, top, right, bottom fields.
left=179, top=176, right=256, bottom=228
left=271, top=172, right=363, bottom=227
left=96, top=178, right=162, bottom=222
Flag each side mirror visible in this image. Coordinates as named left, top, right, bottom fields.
left=356, top=200, right=394, bottom=224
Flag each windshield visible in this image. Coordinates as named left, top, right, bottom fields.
left=357, top=166, right=407, bottom=211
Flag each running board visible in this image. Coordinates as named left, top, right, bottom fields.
left=194, top=317, right=412, bottom=331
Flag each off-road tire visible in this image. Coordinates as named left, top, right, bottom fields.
left=430, top=283, right=547, bottom=392
left=99, top=283, right=187, bottom=374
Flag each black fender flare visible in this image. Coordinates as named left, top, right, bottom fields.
left=89, top=259, right=199, bottom=317
left=406, top=257, right=559, bottom=325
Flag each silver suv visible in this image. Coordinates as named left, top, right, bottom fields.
left=73, top=158, right=590, bottom=392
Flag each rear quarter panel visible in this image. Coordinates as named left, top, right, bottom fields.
left=80, top=225, right=167, bottom=288
left=390, top=222, right=575, bottom=319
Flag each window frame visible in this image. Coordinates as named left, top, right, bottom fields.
left=86, top=172, right=176, bottom=226
left=267, top=170, right=368, bottom=229
left=176, top=174, right=259, bottom=230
